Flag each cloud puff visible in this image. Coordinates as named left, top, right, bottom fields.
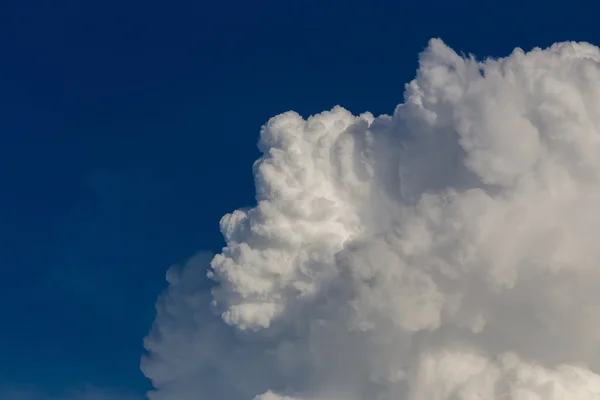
left=142, top=39, right=600, bottom=399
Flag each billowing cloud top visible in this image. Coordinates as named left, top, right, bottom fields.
left=142, top=39, right=600, bottom=400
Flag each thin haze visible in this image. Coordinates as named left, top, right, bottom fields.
left=141, top=39, right=600, bottom=399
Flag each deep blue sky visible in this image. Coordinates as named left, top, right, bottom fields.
left=0, top=0, right=596, bottom=398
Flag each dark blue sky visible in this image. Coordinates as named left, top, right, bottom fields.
left=0, top=0, right=597, bottom=398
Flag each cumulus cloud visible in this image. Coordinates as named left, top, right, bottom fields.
left=142, top=38, right=600, bottom=399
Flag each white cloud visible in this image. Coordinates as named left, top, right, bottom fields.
left=142, top=39, right=600, bottom=399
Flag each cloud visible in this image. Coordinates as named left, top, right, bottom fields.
left=142, top=39, right=600, bottom=399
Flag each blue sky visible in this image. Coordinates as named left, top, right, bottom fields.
left=0, top=0, right=597, bottom=398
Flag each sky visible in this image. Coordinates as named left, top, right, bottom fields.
left=2, top=0, right=600, bottom=399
